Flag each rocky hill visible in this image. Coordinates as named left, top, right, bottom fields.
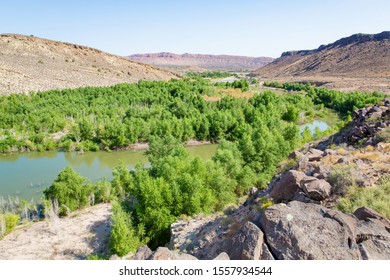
left=255, top=31, right=390, bottom=93
left=0, top=34, right=178, bottom=95
left=128, top=52, right=274, bottom=71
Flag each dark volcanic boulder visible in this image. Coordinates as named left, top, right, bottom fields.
left=229, top=221, right=264, bottom=260
left=300, top=177, right=332, bottom=201
left=269, top=170, right=306, bottom=202
left=353, top=206, right=390, bottom=230
left=313, top=164, right=332, bottom=179
left=261, top=201, right=361, bottom=260
left=132, top=245, right=152, bottom=260
left=353, top=206, right=390, bottom=259
left=306, top=148, right=324, bottom=162
left=356, top=218, right=390, bottom=259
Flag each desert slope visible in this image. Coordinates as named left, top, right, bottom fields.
left=0, top=34, right=178, bottom=95
left=128, top=52, right=274, bottom=71
left=255, top=31, right=390, bottom=92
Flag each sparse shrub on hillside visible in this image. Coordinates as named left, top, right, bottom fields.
left=337, top=175, right=390, bottom=218
left=328, top=165, right=357, bottom=195
left=376, top=127, right=390, bottom=143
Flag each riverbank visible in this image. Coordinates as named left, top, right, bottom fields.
left=118, top=139, right=213, bottom=151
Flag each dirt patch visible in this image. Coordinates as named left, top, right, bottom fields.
left=0, top=203, right=112, bottom=259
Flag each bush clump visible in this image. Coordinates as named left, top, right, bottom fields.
left=109, top=202, right=142, bottom=257
left=43, top=166, right=94, bottom=216
left=0, top=213, right=19, bottom=238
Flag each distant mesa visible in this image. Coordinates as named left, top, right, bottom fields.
left=0, top=34, right=178, bottom=95
left=127, top=52, right=274, bottom=71
left=254, top=31, right=390, bottom=93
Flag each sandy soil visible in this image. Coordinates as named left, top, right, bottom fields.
left=0, top=203, right=112, bottom=260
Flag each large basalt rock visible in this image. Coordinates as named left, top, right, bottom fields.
left=356, top=218, right=390, bottom=259
left=306, top=148, right=324, bottom=162
left=261, top=201, right=361, bottom=260
left=147, top=247, right=198, bottom=260
left=269, top=170, right=306, bottom=202
left=270, top=170, right=331, bottom=202
left=353, top=206, right=390, bottom=230
left=132, top=245, right=152, bottom=260
left=300, top=177, right=332, bottom=201
left=229, top=221, right=264, bottom=260
left=313, top=164, right=332, bottom=179
left=261, top=243, right=275, bottom=260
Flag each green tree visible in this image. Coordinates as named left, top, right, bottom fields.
left=43, top=167, right=93, bottom=215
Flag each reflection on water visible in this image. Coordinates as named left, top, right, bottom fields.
left=299, top=120, right=329, bottom=133
left=0, top=145, right=217, bottom=201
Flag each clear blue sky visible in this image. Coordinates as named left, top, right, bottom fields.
left=1, top=0, right=389, bottom=58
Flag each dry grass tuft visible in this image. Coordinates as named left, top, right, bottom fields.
left=355, top=152, right=381, bottom=162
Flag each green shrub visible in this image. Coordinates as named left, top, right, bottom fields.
left=337, top=176, right=390, bottom=218
left=328, top=166, right=357, bottom=195
left=0, top=213, right=19, bottom=238
left=81, top=140, right=100, bottom=152
left=109, top=203, right=141, bottom=257
left=43, top=167, right=94, bottom=216
left=94, top=179, right=114, bottom=203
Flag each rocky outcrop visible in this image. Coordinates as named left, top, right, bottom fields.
left=255, top=32, right=390, bottom=93
left=354, top=206, right=390, bottom=230
left=165, top=199, right=390, bottom=260
left=269, top=170, right=305, bottom=202
left=262, top=201, right=361, bottom=260
left=269, top=170, right=331, bottom=203
left=318, top=102, right=390, bottom=147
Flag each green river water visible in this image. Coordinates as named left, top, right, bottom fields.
left=0, top=145, right=218, bottom=201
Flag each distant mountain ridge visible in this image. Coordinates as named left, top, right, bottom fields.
left=256, top=31, right=390, bottom=78
left=128, top=52, right=274, bottom=71
left=0, top=34, right=177, bottom=95
left=255, top=31, right=390, bottom=93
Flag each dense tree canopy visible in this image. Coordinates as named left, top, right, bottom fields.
left=0, top=78, right=322, bottom=153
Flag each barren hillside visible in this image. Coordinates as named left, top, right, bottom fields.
left=0, top=34, right=178, bottom=95
left=128, top=52, right=274, bottom=71
left=255, top=31, right=390, bottom=93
